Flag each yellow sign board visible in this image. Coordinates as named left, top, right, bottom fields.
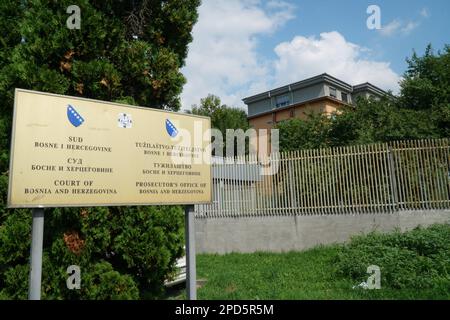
left=8, top=89, right=212, bottom=208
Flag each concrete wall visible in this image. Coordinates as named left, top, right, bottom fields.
left=195, top=210, right=450, bottom=254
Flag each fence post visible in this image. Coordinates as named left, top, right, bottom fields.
left=387, top=145, right=399, bottom=211
left=288, top=153, right=297, bottom=210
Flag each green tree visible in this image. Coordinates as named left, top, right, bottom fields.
left=399, top=44, right=450, bottom=137
left=277, top=96, right=439, bottom=152
left=329, top=96, right=438, bottom=146
left=276, top=113, right=332, bottom=151
left=0, top=0, right=200, bottom=299
left=190, top=94, right=249, bottom=156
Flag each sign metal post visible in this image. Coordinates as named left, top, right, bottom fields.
left=185, top=205, right=196, bottom=300
left=28, top=208, right=44, bottom=300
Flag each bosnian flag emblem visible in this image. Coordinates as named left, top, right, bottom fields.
left=165, top=119, right=178, bottom=137
left=67, top=104, right=85, bottom=127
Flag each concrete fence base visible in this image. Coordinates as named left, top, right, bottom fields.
left=195, top=210, right=450, bottom=254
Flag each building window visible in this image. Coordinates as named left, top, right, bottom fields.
left=341, top=92, right=348, bottom=103
left=329, top=87, right=337, bottom=98
left=275, top=94, right=290, bottom=108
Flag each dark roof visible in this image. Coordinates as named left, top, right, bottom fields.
left=242, top=73, right=388, bottom=104
left=352, top=82, right=389, bottom=96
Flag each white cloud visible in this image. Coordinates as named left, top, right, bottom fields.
left=401, top=21, right=420, bottom=35
left=180, top=0, right=295, bottom=111
left=273, top=31, right=400, bottom=93
left=181, top=3, right=400, bottom=111
left=420, top=8, right=430, bottom=18
left=379, top=19, right=403, bottom=36
left=380, top=13, right=426, bottom=37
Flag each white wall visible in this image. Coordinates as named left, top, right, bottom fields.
left=195, top=210, right=450, bottom=253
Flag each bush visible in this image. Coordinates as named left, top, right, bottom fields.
left=334, top=224, right=450, bottom=291
left=0, top=206, right=185, bottom=299
left=0, top=0, right=200, bottom=300
left=81, top=261, right=140, bottom=300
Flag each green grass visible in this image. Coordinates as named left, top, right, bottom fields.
left=171, top=224, right=449, bottom=300
left=195, top=247, right=447, bottom=299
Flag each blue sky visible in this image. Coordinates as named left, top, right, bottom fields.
left=181, top=0, right=450, bottom=110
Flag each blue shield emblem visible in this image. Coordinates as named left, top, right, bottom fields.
left=67, top=105, right=85, bottom=127
left=165, top=119, right=178, bottom=137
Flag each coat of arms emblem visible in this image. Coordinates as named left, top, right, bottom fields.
left=118, top=113, right=133, bottom=128
left=67, top=105, right=85, bottom=127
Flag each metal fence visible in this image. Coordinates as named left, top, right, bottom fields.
left=195, top=139, right=450, bottom=218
